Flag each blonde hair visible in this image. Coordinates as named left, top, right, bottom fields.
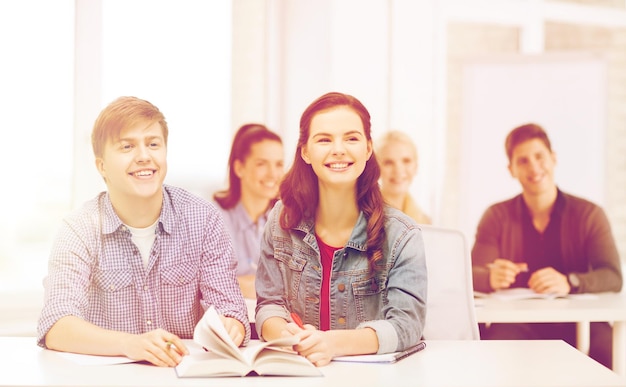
left=375, top=130, right=418, bottom=160
left=91, top=96, right=168, bottom=158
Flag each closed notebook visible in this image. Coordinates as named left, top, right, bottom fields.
left=175, top=306, right=322, bottom=378
left=332, top=342, right=426, bottom=363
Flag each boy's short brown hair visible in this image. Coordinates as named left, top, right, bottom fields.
left=505, top=123, right=552, bottom=163
left=91, top=96, right=168, bottom=158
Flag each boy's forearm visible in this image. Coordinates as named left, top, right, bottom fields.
left=45, top=315, right=131, bottom=356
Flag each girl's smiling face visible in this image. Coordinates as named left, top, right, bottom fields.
left=300, top=106, right=372, bottom=188
left=235, top=139, right=284, bottom=201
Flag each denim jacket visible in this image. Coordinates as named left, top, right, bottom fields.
left=255, top=201, right=427, bottom=354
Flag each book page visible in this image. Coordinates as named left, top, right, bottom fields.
left=253, top=348, right=322, bottom=376
left=178, top=307, right=320, bottom=377
left=175, top=350, right=251, bottom=377
left=176, top=340, right=321, bottom=378
left=239, top=336, right=300, bottom=365
left=193, top=306, right=246, bottom=363
left=192, top=307, right=304, bottom=364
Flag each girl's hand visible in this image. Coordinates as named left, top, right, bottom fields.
left=285, top=323, right=334, bottom=367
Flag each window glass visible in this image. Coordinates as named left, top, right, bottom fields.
left=102, top=0, right=232, bottom=198
left=0, top=0, right=231, bottom=292
left=0, top=0, right=74, bottom=291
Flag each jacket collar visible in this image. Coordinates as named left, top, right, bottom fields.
left=293, top=211, right=368, bottom=253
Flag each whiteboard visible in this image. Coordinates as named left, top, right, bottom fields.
left=459, top=53, right=607, bottom=244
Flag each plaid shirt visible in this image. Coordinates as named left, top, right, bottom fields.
left=37, top=185, right=250, bottom=347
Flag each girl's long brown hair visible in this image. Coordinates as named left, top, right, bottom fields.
left=279, top=92, right=385, bottom=273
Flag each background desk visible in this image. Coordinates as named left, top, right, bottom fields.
left=1, top=337, right=624, bottom=387
left=475, top=292, right=626, bottom=376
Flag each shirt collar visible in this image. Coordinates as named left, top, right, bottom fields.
left=100, top=186, right=171, bottom=235
left=230, top=201, right=269, bottom=232
left=295, top=211, right=368, bottom=253
left=519, top=187, right=565, bottom=218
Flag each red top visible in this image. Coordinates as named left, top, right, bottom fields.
left=316, top=235, right=341, bottom=331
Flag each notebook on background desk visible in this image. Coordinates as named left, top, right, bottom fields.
left=474, top=288, right=599, bottom=301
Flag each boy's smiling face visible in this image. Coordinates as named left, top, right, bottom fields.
left=96, top=120, right=167, bottom=201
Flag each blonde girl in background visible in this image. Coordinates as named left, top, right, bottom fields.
left=376, top=130, right=431, bottom=224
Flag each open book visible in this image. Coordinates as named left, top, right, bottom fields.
left=175, top=306, right=322, bottom=378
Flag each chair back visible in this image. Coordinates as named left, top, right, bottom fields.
left=420, top=225, right=480, bottom=340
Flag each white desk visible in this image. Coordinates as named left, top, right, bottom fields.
left=1, top=337, right=624, bottom=387
left=475, top=292, right=626, bottom=376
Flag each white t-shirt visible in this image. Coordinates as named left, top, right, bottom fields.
left=126, top=220, right=158, bottom=268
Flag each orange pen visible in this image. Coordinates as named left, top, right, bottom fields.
left=290, top=312, right=305, bottom=329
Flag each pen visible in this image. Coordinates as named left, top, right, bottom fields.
left=394, top=341, right=427, bottom=362
left=165, top=341, right=185, bottom=355
left=290, top=312, right=305, bottom=329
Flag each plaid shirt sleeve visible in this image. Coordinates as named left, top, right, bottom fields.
left=37, top=187, right=250, bottom=347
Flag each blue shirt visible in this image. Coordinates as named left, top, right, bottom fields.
left=215, top=201, right=268, bottom=276
left=255, top=201, right=427, bottom=354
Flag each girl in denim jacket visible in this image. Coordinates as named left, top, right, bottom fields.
left=255, top=92, right=427, bottom=366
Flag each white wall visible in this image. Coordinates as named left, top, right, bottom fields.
left=234, top=0, right=624, bottom=234
left=233, top=0, right=442, bottom=216
left=459, top=53, right=607, bottom=242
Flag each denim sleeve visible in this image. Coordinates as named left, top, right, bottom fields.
left=254, top=204, right=290, bottom=339
left=357, top=320, right=398, bottom=354
left=377, top=224, right=428, bottom=353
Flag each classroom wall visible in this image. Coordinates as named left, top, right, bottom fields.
left=546, top=21, right=626, bottom=259
left=444, top=19, right=626, bottom=257
left=231, top=0, right=441, bottom=225
left=231, top=0, right=626, bottom=259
